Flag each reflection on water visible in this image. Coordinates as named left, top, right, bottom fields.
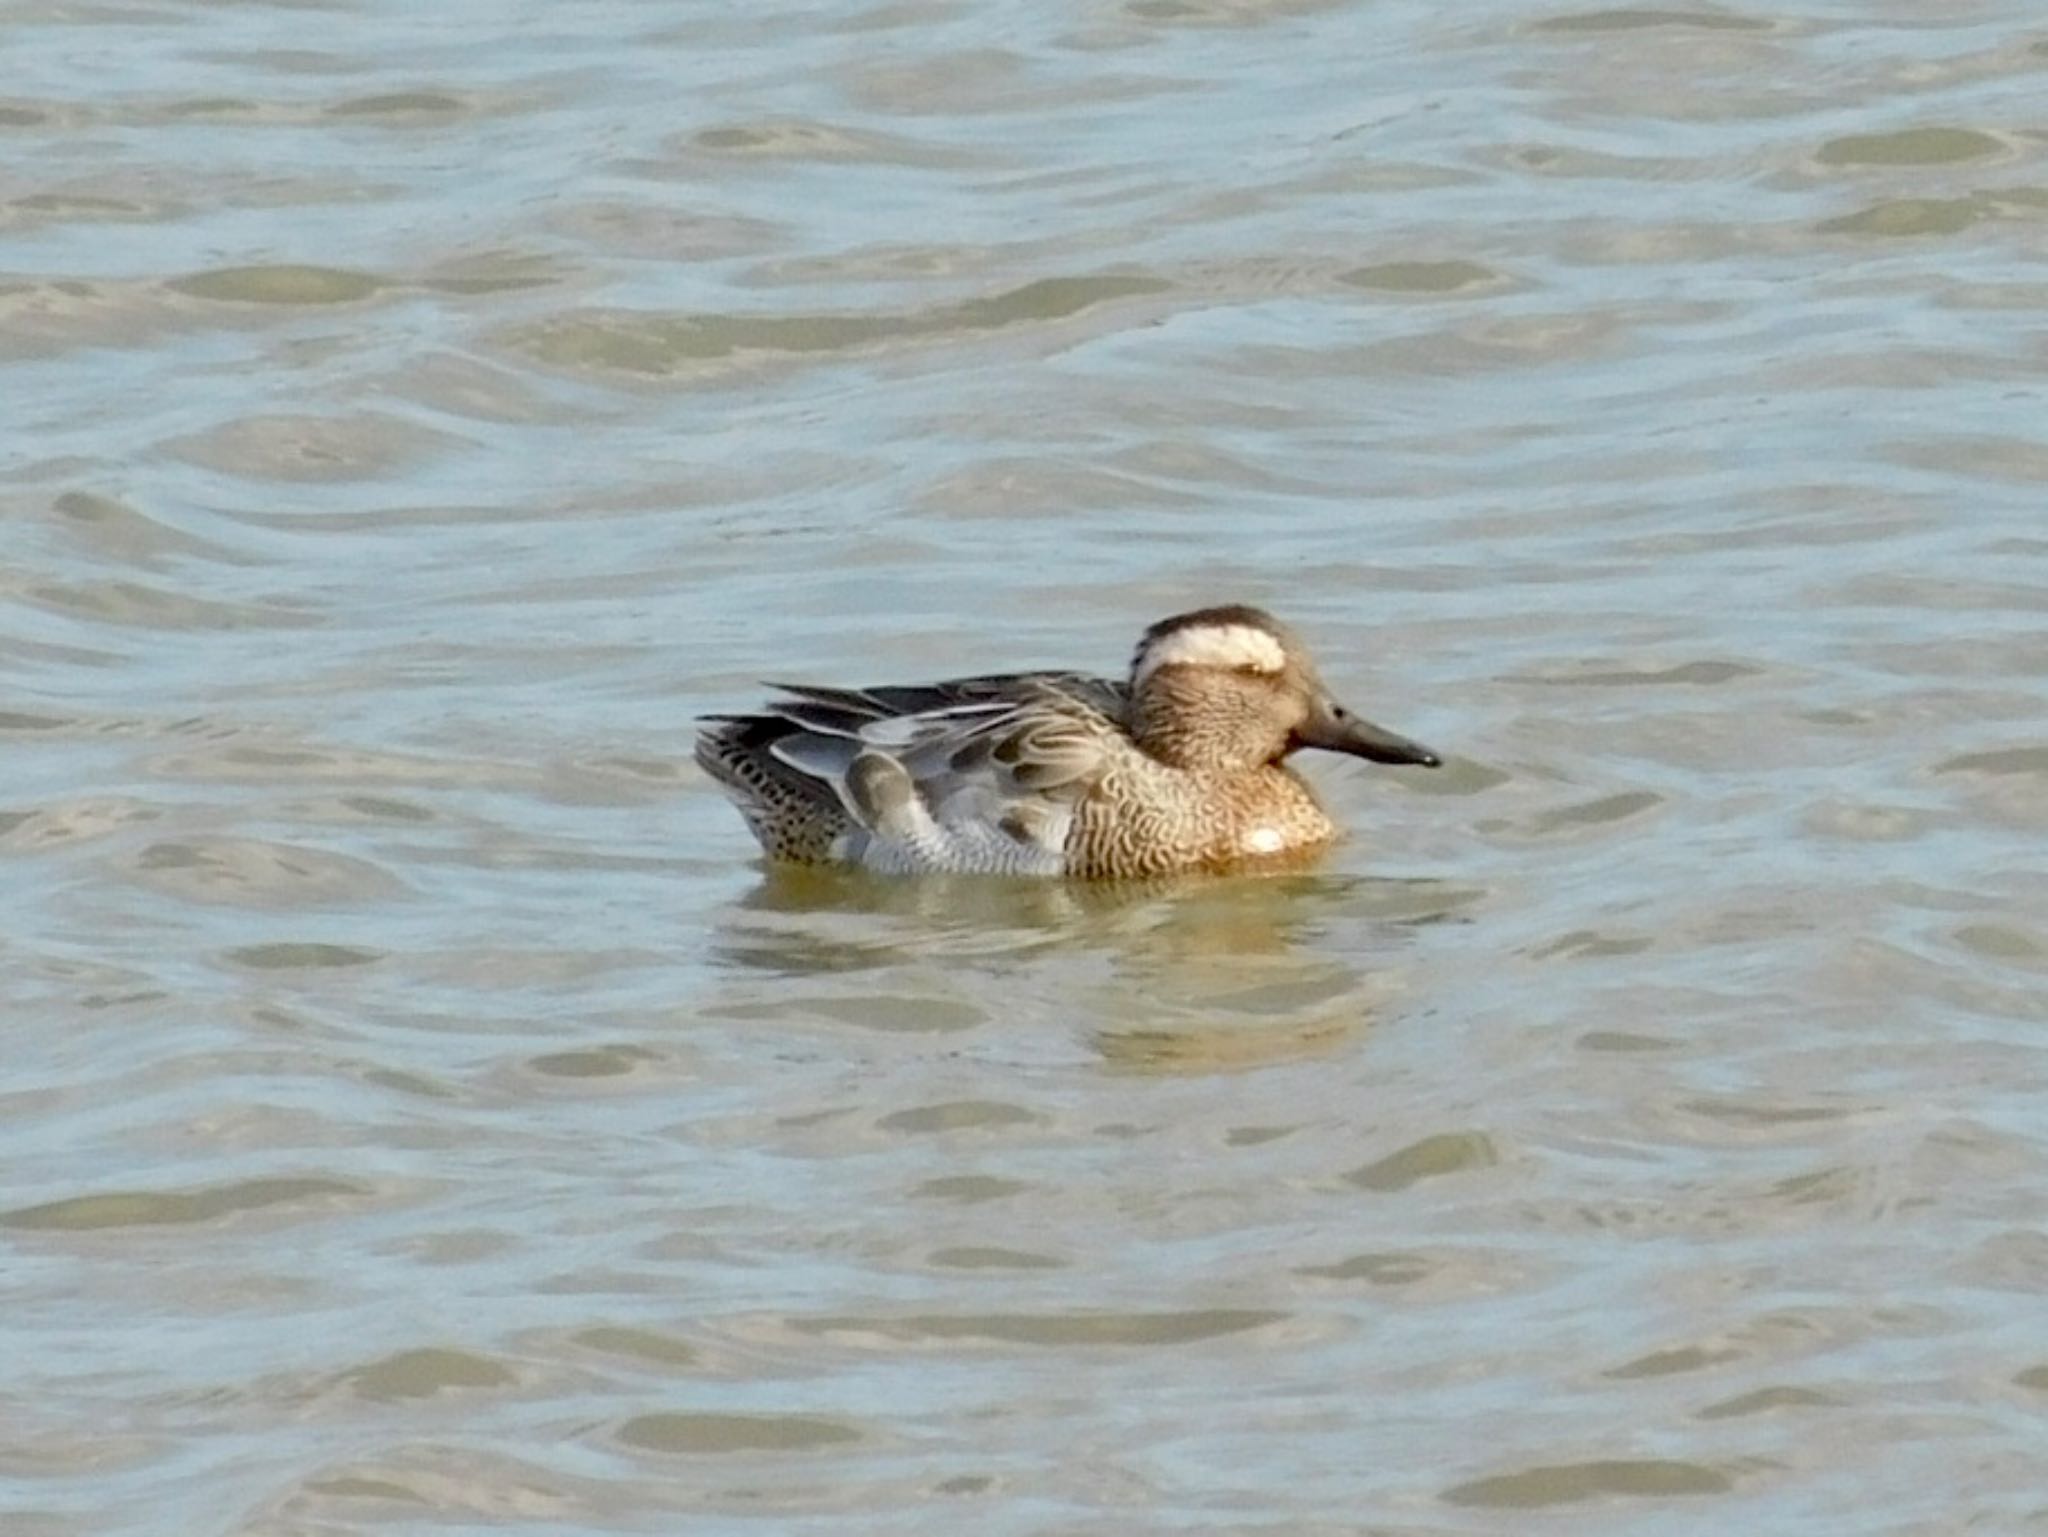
left=714, top=865, right=1481, bottom=1073
left=6, top=0, right=2048, bottom=1531
left=728, top=860, right=1479, bottom=938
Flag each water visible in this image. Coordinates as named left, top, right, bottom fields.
left=5, top=0, right=2048, bottom=1531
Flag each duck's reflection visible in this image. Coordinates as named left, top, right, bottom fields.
left=705, top=863, right=1482, bottom=1074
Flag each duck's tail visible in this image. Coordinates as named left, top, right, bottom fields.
left=694, top=713, right=853, bottom=863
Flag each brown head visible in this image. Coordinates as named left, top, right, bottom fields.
left=1126, top=604, right=1441, bottom=773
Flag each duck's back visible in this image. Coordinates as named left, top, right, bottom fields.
left=695, top=671, right=1129, bottom=873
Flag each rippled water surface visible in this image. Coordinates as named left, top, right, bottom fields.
left=7, top=1, right=2048, bottom=1532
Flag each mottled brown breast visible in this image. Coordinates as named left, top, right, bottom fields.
left=1062, top=760, right=1338, bottom=879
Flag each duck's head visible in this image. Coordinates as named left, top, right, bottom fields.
left=1128, top=604, right=1441, bottom=773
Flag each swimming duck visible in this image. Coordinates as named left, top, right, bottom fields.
left=695, top=604, right=1440, bottom=879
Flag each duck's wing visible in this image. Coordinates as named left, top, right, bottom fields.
left=704, top=673, right=1125, bottom=865
left=759, top=675, right=1119, bottom=797
left=769, top=670, right=1128, bottom=723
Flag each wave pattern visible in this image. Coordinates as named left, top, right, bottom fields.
left=3, top=0, right=2047, bottom=1532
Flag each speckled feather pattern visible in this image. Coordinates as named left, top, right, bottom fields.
left=691, top=720, right=848, bottom=863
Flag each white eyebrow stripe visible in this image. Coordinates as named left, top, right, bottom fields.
left=1134, top=623, right=1286, bottom=684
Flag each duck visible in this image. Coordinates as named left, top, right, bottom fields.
left=695, top=604, right=1441, bottom=879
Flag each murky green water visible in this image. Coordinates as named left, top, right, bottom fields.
left=6, top=1, right=2048, bottom=1532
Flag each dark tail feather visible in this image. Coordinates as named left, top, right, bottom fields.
left=695, top=713, right=852, bottom=862
left=695, top=714, right=818, bottom=798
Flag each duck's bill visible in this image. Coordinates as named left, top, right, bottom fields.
left=1299, top=704, right=1442, bottom=768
